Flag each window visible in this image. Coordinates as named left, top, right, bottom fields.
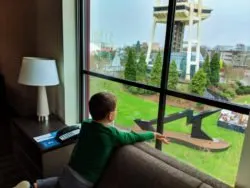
left=79, top=0, right=250, bottom=186
left=87, top=75, right=159, bottom=130
left=167, top=0, right=250, bottom=109
left=88, top=0, right=167, bottom=87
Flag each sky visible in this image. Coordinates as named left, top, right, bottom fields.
left=90, top=0, right=250, bottom=48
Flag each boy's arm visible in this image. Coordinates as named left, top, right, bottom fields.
left=110, top=127, right=154, bottom=145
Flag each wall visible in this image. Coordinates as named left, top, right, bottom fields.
left=35, top=0, right=64, bottom=118
left=0, top=0, right=37, bottom=116
left=35, top=0, right=79, bottom=124
left=0, top=0, right=78, bottom=123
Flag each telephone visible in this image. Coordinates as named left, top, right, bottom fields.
left=55, top=125, right=80, bottom=143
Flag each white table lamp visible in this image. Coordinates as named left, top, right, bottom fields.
left=18, top=57, right=59, bottom=122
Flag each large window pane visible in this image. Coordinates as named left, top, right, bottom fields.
left=134, top=94, right=246, bottom=186
left=159, top=0, right=250, bottom=107
left=89, top=0, right=166, bottom=87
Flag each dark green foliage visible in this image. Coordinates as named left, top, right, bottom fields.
left=236, top=80, right=243, bottom=87
left=236, top=85, right=250, bottom=95
left=202, top=56, right=211, bottom=86
left=150, top=52, right=162, bottom=87
left=210, top=53, right=220, bottom=86
left=136, top=53, right=147, bottom=82
left=124, top=49, right=136, bottom=81
left=168, top=60, right=179, bottom=90
left=136, top=41, right=141, bottom=54
left=213, top=83, right=236, bottom=99
left=190, top=69, right=207, bottom=96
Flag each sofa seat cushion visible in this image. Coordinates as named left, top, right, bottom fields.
left=97, top=145, right=202, bottom=188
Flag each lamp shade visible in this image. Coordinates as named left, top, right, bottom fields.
left=18, top=57, right=59, bottom=86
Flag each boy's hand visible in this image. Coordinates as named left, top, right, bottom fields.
left=154, top=132, right=170, bottom=144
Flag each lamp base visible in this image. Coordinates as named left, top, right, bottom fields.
left=38, top=115, right=49, bottom=122
left=37, top=86, right=50, bottom=122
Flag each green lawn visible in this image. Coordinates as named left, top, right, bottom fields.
left=234, top=95, right=250, bottom=104
left=90, top=77, right=245, bottom=186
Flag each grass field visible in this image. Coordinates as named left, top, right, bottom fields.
left=90, top=77, right=245, bottom=186
left=234, top=95, right=250, bottom=104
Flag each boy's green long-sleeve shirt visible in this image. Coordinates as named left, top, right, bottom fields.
left=69, top=120, right=154, bottom=183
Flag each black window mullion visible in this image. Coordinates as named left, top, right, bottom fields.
left=166, top=89, right=250, bottom=115
left=156, top=0, right=177, bottom=150
left=78, top=0, right=84, bottom=122
left=82, top=70, right=161, bottom=92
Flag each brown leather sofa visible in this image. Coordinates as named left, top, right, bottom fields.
left=97, top=143, right=230, bottom=188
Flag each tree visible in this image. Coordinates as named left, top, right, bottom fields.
left=136, top=52, right=147, bottom=82
left=168, top=60, right=179, bottom=90
left=190, top=68, right=207, bottom=96
left=210, top=53, right=220, bottom=86
left=202, top=56, right=211, bottom=87
left=136, top=41, right=141, bottom=54
left=124, top=49, right=136, bottom=81
left=150, top=52, right=162, bottom=86
left=200, top=46, right=209, bottom=58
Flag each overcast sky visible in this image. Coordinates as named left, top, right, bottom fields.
left=90, top=0, right=250, bottom=48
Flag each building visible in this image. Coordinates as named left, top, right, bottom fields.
left=214, top=45, right=234, bottom=52
left=170, top=52, right=204, bottom=79
left=172, top=22, right=185, bottom=52
left=103, top=52, right=124, bottom=77
left=148, top=51, right=204, bottom=80
left=235, top=44, right=246, bottom=52
left=151, top=42, right=161, bottom=51
left=147, top=0, right=212, bottom=80
left=220, top=51, right=233, bottom=65
left=220, top=50, right=250, bottom=67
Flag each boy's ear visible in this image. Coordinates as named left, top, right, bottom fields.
left=108, top=111, right=115, bottom=121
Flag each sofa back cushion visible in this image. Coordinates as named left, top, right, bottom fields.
left=135, top=143, right=230, bottom=188
left=97, top=145, right=202, bottom=188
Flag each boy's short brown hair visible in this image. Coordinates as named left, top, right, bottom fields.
left=89, top=92, right=117, bottom=121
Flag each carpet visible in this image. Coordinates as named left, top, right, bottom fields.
left=0, top=155, right=30, bottom=187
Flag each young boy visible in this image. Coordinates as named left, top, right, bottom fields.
left=14, top=92, right=169, bottom=188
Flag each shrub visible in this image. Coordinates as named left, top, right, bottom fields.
left=230, top=82, right=238, bottom=90
left=150, top=52, right=162, bottom=87
left=224, top=88, right=236, bottom=98
left=168, top=60, right=179, bottom=90
left=218, top=83, right=228, bottom=91
left=220, top=92, right=231, bottom=99
left=127, top=86, right=138, bottom=94
left=196, top=102, right=205, bottom=110
left=236, top=88, right=245, bottom=95
left=210, top=53, right=220, bottom=86
left=190, top=69, right=207, bottom=96
left=236, top=80, right=243, bottom=87
left=236, top=86, right=250, bottom=95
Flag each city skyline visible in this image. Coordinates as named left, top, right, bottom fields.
left=90, top=0, right=250, bottom=48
